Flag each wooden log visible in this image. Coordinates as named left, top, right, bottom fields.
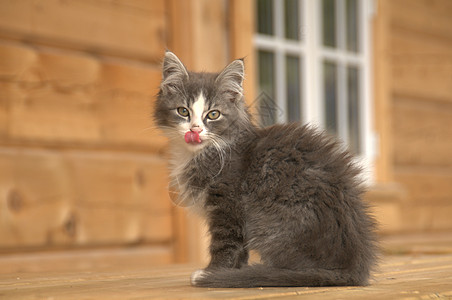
left=393, top=97, right=452, bottom=167
left=229, top=0, right=257, bottom=110
left=0, top=42, right=166, bottom=150
left=391, top=0, right=452, bottom=42
left=373, top=0, right=395, bottom=182
left=0, top=147, right=173, bottom=250
left=391, top=30, right=452, bottom=102
left=0, top=42, right=38, bottom=79
left=395, top=167, right=452, bottom=203
left=39, top=50, right=100, bottom=88
left=0, top=0, right=167, bottom=62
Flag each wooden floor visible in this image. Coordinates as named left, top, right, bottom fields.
left=1, top=233, right=452, bottom=299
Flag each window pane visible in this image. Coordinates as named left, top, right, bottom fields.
left=322, top=0, right=336, bottom=47
left=257, top=50, right=276, bottom=126
left=286, top=55, right=301, bottom=122
left=346, top=0, right=359, bottom=52
left=284, top=0, right=300, bottom=40
left=347, top=66, right=361, bottom=154
left=323, top=61, right=337, bottom=134
left=257, top=0, right=274, bottom=35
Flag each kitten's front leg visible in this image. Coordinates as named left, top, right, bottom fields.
left=191, top=246, right=248, bottom=286
left=205, top=193, right=248, bottom=270
left=191, top=194, right=248, bottom=286
left=208, top=239, right=248, bottom=270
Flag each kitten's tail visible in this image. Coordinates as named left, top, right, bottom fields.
left=191, top=265, right=365, bottom=288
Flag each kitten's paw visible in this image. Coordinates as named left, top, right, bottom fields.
left=190, top=269, right=207, bottom=286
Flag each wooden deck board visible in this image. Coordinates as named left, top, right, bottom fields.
left=1, top=237, right=452, bottom=299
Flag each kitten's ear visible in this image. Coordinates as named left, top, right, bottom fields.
left=216, top=59, right=245, bottom=103
left=161, top=51, right=188, bottom=94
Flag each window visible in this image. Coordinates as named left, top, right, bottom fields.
left=255, top=0, right=375, bottom=167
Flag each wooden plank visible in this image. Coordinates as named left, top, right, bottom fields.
left=8, top=81, right=102, bottom=143
left=0, top=249, right=452, bottom=299
left=382, top=232, right=452, bottom=255
left=365, top=183, right=407, bottom=234
left=395, top=168, right=452, bottom=203
left=39, top=49, right=101, bottom=87
left=371, top=200, right=403, bottom=233
left=166, top=0, right=195, bottom=66
left=391, top=29, right=452, bottom=102
left=99, top=60, right=162, bottom=95
left=167, top=0, right=228, bottom=71
left=0, top=246, right=173, bottom=275
left=388, top=0, right=452, bottom=233
left=229, top=0, right=257, bottom=110
left=96, top=60, right=167, bottom=148
left=393, top=97, right=452, bottom=167
left=0, top=41, right=38, bottom=79
left=396, top=203, right=452, bottom=232
left=190, top=0, right=228, bottom=71
left=372, top=0, right=395, bottom=182
left=393, top=167, right=452, bottom=232
left=390, top=0, right=452, bottom=42
left=0, top=42, right=166, bottom=150
left=0, top=147, right=173, bottom=250
left=0, top=0, right=167, bottom=62
left=112, top=0, right=166, bottom=14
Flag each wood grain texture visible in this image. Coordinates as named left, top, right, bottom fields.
left=0, top=242, right=452, bottom=299
left=391, top=28, right=452, bottom=102
left=0, top=42, right=166, bottom=150
left=372, top=0, right=394, bottom=182
left=0, top=147, right=173, bottom=250
left=393, top=97, right=452, bottom=167
left=0, top=0, right=167, bottom=62
left=229, top=0, right=257, bottom=111
left=0, top=1, right=178, bottom=258
left=391, top=0, right=452, bottom=41
left=381, top=0, right=452, bottom=232
left=365, top=183, right=406, bottom=233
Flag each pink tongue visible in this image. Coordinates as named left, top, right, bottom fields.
left=184, top=131, right=202, bottom=144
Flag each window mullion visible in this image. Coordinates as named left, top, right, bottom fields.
left=337, top=62, right=349, bottom=143
left=336, top=0, right=349, bottom=143
left=360, top=0, right=376, bottom=173
left=304, top=0, right=321, bottom=126
left=275, top=50, right=287, bottom=123
left=273, top=0, right=286, bottom=123
left=273, top=0, right=284, bottom=38
left=336, top=0, right=345, bottom=50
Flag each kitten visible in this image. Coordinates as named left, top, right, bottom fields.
left=154, top=51, right=378, bottom=288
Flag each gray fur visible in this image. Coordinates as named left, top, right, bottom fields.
left=154, top=51, right=378, bottom=288
left=161, top=51, right=189, bottom=95
left=215, top=59, right=244, bottom=102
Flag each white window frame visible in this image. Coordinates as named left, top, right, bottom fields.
left=255, top=0, right=376, bottom=178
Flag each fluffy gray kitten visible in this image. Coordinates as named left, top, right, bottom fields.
left=154, top=51, right=378, bottom=288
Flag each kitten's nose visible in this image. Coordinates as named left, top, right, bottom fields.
left=190, top=127, right=203, bottom=133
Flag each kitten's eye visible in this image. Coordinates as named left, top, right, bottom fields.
left=177, top=107, right=189, bottom=117
left=206, top=110, right=221, bottom=120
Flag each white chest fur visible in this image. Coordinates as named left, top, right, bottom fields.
left=168, top=146, right=207, bottom=215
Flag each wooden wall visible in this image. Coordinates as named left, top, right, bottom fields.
left=0, top=0, right=173, bottom=259
left=374, top=0, right=452, bottom=233
left=0, top=0, right=254, bottom=264
left=7, top=0, right=449, bottom=262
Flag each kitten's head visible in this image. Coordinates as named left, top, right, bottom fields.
left=154, top=51, right=249, bottom=153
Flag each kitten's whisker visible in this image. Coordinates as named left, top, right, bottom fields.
left=140, top=126, right=161, bottom=134
left=205, top=133, right=230, bottom=178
